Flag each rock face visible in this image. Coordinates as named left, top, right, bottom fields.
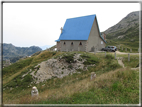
left=104, top=11, right=139, bottom=35
left=30, top=53, right=95, bottom=84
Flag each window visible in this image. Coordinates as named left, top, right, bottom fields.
left=71, top=42, right=73, bottom=45
left=63, top=42, right=66, bottom=45
left=79, top=42, right=82, bottom=45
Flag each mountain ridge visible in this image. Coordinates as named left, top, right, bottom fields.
left=102, top=11, right=139, bottom=51
left=2, top=43, right=42, bottom=62
left=104, top=11, right=139, bottom=35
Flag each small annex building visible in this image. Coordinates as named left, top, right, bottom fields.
left=55, top=14, right=106, bottom=52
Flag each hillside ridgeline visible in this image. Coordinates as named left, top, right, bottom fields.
left=103, top=11, right=139, bottom=52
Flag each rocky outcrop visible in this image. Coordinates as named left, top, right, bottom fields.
left=29, top=53, right=95, bottom=84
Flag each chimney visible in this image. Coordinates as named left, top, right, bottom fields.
left=60, top=27, right=63, bottom=33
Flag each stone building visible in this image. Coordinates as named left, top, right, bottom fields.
left=55, top=14, right=106, bottom=52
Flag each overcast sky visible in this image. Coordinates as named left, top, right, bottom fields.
left=3, top=2, right=140, bottom=48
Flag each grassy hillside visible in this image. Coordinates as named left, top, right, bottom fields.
left=3, top=51, right=139, bottom=104
left=107, top=27, right=139, bottom=50
left=105, top=25, right=139, bottom=53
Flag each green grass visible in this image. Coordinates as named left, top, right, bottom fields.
left=80, top=54, right=99, bottom=65
left=2, top=51, right=139, bottom=104
left=34, top=68, right=139, bottom=104
left=3, top=51, right=61, bottom=88
left=122, top=55, right=139, bottom=68
left=116, top=54, right=139, bottom=68
left=3, top=57, right=33, bottom=76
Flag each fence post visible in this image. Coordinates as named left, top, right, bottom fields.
left=125, top=48, right=127, bottom=51
left=130, top=49, right=132, bottom=53
left=115, top=52, right=116, bottom=59
left=128, top=53, right=130, bottom=62
left=105, top=51, right=106, bottom=57
left=122, top=47, right=123, bottom=50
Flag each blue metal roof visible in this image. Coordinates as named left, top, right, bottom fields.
left=55, top=14, right=106, bottom=43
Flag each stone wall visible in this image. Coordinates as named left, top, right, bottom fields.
left=60, top=40, right=87, bottom=51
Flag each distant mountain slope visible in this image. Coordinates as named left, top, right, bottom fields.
left=40, top=45, right=52, bottom=50
left=2, top=43, right=42, bottom=61
left=103, top=11, right=139, bottom=50
left=104, top=11, right=139, bottom=35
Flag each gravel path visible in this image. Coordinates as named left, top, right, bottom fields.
left=116, top=51, right=139, bottom=55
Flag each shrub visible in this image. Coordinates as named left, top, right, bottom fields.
left=37, top=65, right=40, bottom=70
left=68, top=65, right=73, bottom=69
left=78, top=58, right=82, bottom=61
left=62, top=54, right=75, bottom=63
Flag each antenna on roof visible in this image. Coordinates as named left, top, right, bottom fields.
left=60, top=27, right=63, bottom=33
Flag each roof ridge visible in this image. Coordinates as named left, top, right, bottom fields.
left=67, top=14, right=96, bottom=20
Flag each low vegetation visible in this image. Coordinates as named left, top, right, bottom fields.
left=80, top=54, right=99, bottom=65
left=106, top=25, right=139, bottom=53
left=62, top=53, right=75, bottom=63
left=34, top=68, right=139, bottom=104
left=121, top=55, right=139, bottom=68
left=3, top=57, right=33, bottom=76
left=2, top=51, right=139, bottom=104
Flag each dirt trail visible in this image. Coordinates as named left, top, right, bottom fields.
left=117, top=57, right=139, bottom=71
left=115, top=51, right=139, bottom=71
left=117, top=57, right=125, bottom=68
left=116, top=51, right=139, bottom=55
